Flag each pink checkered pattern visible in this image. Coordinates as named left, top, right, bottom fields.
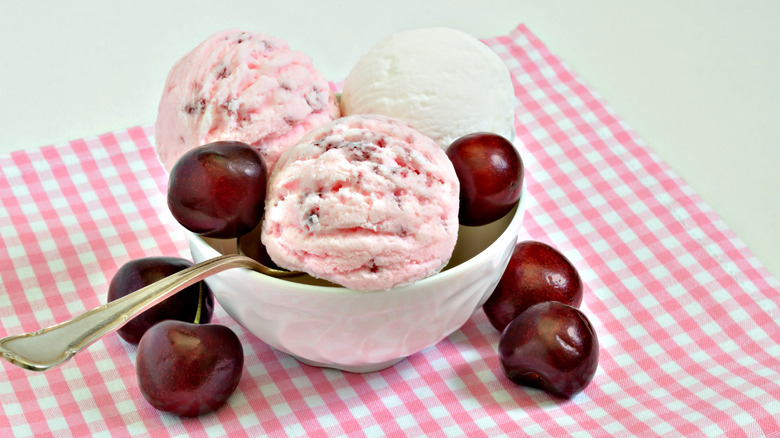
left=1, top=24, right=778, bottom=437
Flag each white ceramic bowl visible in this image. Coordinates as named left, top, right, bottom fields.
left=188, top=187, right=527, bottom=373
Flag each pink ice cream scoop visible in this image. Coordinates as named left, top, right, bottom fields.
left=154, top=29, right=340, bottom=173
left=261, top=114, right=460, bottom=291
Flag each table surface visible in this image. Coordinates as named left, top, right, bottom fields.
left=0, top=2, right=777, bottom=278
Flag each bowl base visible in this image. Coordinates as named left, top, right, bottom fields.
left=291, top=355, right=406, bottom=373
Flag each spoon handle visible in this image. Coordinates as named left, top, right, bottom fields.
left=0, top=254, right=263, bottom=372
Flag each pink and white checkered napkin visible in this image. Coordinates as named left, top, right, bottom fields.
left=1, top=24, right=778, bottom=437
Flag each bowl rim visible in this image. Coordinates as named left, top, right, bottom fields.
left=189, top=182, right=527, bottom=296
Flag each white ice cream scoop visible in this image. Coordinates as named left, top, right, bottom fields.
left=340, top=27, right=516, bottom=150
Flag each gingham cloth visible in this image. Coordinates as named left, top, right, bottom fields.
left=1, top=24, right=778, bottom=437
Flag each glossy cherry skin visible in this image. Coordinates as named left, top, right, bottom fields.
left=498, top=302, right=598, bottom=399
left=107, top=257, right=214, bottom=345
left=446, top=132, right=523, bottom=226
left=484, top=241, right=583, bottom=332
left=136, top=321, right=244, bottom=417
left=167, top=141, right=267, bottom=238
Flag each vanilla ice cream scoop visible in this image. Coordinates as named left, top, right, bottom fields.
left=155, top=29, right=340, bottom=172
left=340, top=27, right=516, bottom=150
left=261, top=114, right=460, bottom=291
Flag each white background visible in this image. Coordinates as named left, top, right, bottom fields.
left=0, top=1, right=778, bottom=279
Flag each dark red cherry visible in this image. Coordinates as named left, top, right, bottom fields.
left=446, top=132, right=523, bottom=226
left=484, top=241, right=583, bottom=332
left=107, top=256, right=214, bottom=345
left=498, top=302, right=598, bottom=399
left=167, top=141, right=267, bottom=238
left=136, top=321, right=244, bottom=416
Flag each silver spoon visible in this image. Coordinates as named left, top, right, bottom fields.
left=0, top=254, right=268, bottom=372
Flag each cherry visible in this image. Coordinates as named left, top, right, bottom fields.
left=483, top=241, right=583, bottom=332
left=136, top=320, right=244, bottom=417
left=446, top=132, right=523, bottom=226
left=498, top=301, right=598, bottom=399
left=167, top=141, right=267, bottom=238
left=107, top=257, right=214, bottom=345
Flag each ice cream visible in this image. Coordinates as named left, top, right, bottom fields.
left=340, top=27, right=516, bottom=150
left=261, top=114, right=460, bottom=291
left=155, top=29, right=340, bottom=173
